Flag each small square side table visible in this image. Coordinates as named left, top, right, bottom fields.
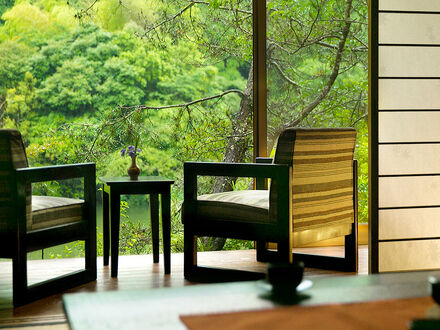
left=99, top=176, right=174, bottom=277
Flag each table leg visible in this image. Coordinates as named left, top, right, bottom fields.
left=150, top=194, right=160, bottom=263
left=103, top=188, right=110, bottom=266
left=161, top=189, right=171, bottom=274
left=110, top=192, right=121, bottom=278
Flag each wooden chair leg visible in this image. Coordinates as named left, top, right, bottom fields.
left=184, top=234, right=266, bottom=282
left=184, top=228, right=197, bottom=279
left=292, top=228, right=357, bottom=272
left=12, top=250, right=27, bottom=307
left=344, top=222, right=358, bottom=272
left=256, top=240, right=269, bottom=262
left=13, top=246, right=97, bottom=307
left=85, top=201, right=97, bottom=279
left=85, top=229, right=97, bottom=280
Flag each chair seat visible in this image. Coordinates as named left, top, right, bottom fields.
left=30, top=196, right=84, bottom=230
left=197, top=190, right=353, bottom=245
left=197, top=190, right=269, bottom=223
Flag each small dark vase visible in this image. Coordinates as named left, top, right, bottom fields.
left=127, top=155, right=140, bottom=180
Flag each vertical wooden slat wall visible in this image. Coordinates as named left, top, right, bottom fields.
left=370, top=0, right=440, bottom=272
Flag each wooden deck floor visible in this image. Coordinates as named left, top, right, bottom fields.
left=0, top=246, right=368, bottom=328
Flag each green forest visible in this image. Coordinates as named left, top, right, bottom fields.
left=0, top=0, right=368, bottom=257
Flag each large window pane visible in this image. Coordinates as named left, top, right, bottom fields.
left=0, top=0, right=254, bottom=255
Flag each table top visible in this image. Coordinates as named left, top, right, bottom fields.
left=99, top=176, right=175, bottom=185
left=63, top=270, right=440, bottom=330
left=181, top=296, right=435, bottom=330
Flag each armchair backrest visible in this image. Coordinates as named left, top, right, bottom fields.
left=0, top=129, right=31, bottom=232
left=270, top=128, right=357, bottom=232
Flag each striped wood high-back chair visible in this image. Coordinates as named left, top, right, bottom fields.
left=262, top=127, right=358, bottom=270
left=0, top=129, right=31, bottom=235
left=183, top=127, right=358, bottom=281
left=271, top=128, right=356, bottom=245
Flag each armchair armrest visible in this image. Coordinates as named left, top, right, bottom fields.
left=16, top=163, right=95, bottom=183
left=184, top=161, right=286, bottom=178
left=15, top=162, right=96, bottom=211
left=13, top=163, right=96, bottom=235
left=183, top=161, right=290, bottom=229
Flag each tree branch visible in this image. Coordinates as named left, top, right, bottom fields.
left=74, top=0, right=100, bottom=19
left=284, top=0, right=353, bottom=129
left=139, top=1, right=251, bottom=38
left=351, top=113, right=367, bottom=126
left=190, top=1, right=251, bottom=15
left=140, top=2, right=195, bottom=37
left=269, top=60, right=301, bottom=90
left=119, top=89, right=244, bottom=111
left=300, top=1, right=322, bottom=49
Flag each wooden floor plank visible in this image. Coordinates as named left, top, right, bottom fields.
left=0, top=246, right=368, bottom=327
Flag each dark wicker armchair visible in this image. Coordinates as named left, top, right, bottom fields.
left=0, top=129, right=96, bottom=306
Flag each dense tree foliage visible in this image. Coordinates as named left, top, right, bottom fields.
left=0, top=0, right=368, bottom=255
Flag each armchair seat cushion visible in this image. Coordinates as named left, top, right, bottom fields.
left=30, top=196, right=84, bottom=230
left=197, top=190, right=269, bottom=223
left=197, top=189, right=353, bottom=240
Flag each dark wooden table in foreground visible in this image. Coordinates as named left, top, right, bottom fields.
left=99, top=176, right=174, bottom=277
left=63, top=270, right=439, bottom=329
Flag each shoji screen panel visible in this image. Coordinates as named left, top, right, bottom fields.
left=370, top=0, right=440, bottom=272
